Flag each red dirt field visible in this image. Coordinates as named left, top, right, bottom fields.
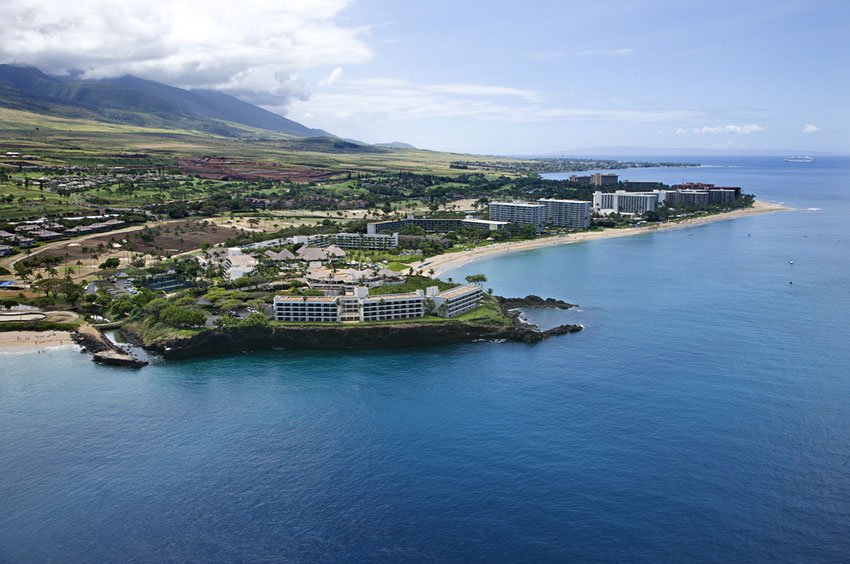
left=38, top=220, right=242, bottom=259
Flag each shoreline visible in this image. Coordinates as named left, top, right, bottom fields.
left=0, top=202, right=789, bottom=356
left=417, top=201, right=791, bottom=277
left=0, top=330, right=79, bottom=355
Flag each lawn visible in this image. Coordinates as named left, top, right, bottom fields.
left=368, top=275, right=454, bottom=295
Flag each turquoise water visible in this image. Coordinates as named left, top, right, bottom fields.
left=2, top=157, right=850, bottom=561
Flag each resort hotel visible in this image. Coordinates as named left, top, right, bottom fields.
left=593, top=184, right=742, bottom=215
left=273, top=285, right=484, bottom=323
left=488, top=199, right=591, bottom=230
left=367, top=215, right=509, bottom=235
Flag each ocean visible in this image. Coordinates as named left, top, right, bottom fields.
left=2, top=156, right=849, bottom=562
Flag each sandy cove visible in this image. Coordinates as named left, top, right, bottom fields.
left=416, top=201, right=791, bottom=277
left=0, top=330, right=78, bottom=354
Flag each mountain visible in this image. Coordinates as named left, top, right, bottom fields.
left=0, top=64, right=330, bottom=138
left=374, top=141, right=417, bottom=149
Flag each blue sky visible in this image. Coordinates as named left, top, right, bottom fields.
left=289, top=0, right=849, bottom=154
left=3, top=0, right=848, bottom=154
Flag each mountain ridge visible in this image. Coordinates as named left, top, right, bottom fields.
left=0, top=64, right=331, bottom=138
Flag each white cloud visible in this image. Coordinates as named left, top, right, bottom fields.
left=0, top=0, right=372, bottom=108
left=802, top=123, right=821, bottom=134
left=319, top=67, right=343, bottom=87
left=575, top=48, right=635, bottom=56
left=675, top=128, right=688, bottom=135
left=286, top=77, right=697, bottom=124
left=693, top=124, right=765, bottom=134
left=426, top=83, right=542, bottom=103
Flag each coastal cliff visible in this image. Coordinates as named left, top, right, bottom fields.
left=122, top=296, right=582, bottom=359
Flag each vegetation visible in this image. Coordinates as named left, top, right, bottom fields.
left=369, top=276, right=454, bottom=295
left=465, top=273, right=487, bottom=286
left=0, top=76, right=750, bottom=356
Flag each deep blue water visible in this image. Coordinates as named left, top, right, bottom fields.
left=2, top=156, right=850, bottom=562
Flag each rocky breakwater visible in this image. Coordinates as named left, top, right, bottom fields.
left=72, top=325, right=148, bottom=368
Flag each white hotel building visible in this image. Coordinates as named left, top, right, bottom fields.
left=539, top=198, right=591, bottom=229
left=273, top=296, right=340, bottom=323
left=488, top=202, right=545, bottom=231
left=273, top=285, right=484, bottom=323
left=428, top=285, right=484, bottom=317
left=592, top=190, right=659, bottom=215
left=489, top=200, right=591, bottom=230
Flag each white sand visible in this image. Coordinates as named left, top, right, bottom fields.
left=0, top=330, right=78, bottom=354
left=415, top=201, right=791, bottom=277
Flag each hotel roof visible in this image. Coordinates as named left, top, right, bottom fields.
left=361, top=292, right=423, bottom=302
left=437, top=285, right=482, bottom=299
left=274, top=295, right=337, bottom=303
left=490, top=201, right=544, bottom=207
left=462, top=218, right=510, bottom=225
left=538, top=198, right=590, bottom=204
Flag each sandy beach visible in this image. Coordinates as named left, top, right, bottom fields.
left=0, top=330, right=78, bottom=354
left=416, top=201, right=791, bottom=277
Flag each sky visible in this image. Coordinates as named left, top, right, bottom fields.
left=1, top=0, right=848, bottom=155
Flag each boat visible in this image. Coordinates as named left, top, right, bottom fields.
left=785, top=156, right=814, bottom=163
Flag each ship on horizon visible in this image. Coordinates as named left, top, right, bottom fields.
left=785, top=155, right=814, bottom=163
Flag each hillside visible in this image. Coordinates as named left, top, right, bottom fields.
left=0, top=65, right=331, bottom=138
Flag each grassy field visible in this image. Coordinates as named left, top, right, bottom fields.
left=0, top=106, right=509, bottom=175
left=368, top=275, right=454, bottom=295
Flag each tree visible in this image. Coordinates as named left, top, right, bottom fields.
left=13, top=263, right=32, bottom=281
left=465, top=273, right=487, bottom=286
left=99, top=257, right=120, bottom=270
left=33, top=278, right=65, bottom=298
left=159, top=305, right=206, bottom=328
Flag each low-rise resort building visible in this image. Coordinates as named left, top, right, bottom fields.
left=273, top=285, right=484, bottom=323
left=367, top=216, right=509, bottom=235
left=198, top=247, right=258, bottom=281
left=293, top=232, right=399, bottom=250
left=428, top=285, right=485, bottom=317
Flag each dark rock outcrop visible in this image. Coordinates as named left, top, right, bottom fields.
left=126, top=319, right=582, bottom=360
left=72, top=325, right=148, bottom=368
left=498, top=295, right=576, bottom=310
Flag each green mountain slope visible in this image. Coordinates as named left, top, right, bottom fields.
left=0, top=65, right=331, bottom=138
